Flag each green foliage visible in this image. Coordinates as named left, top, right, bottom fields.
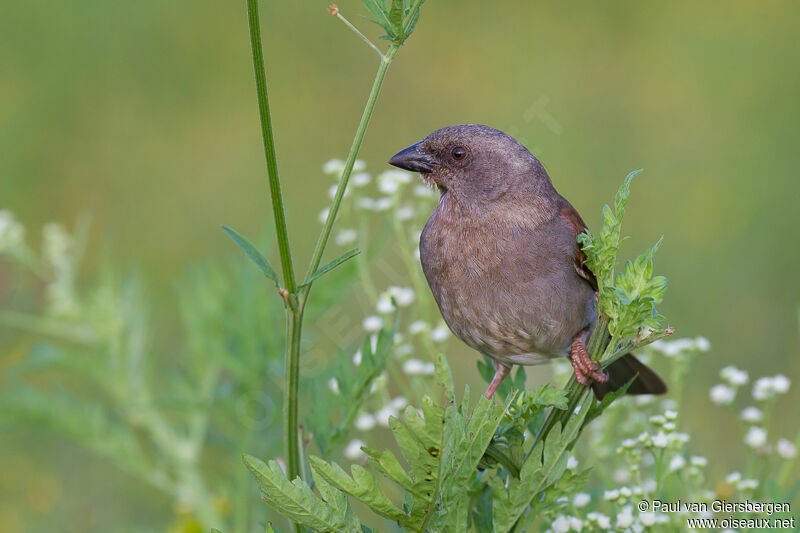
left=361, top=0, right=427, bottom=44
left=577, top=170, right=670, bottom=346
left=306, top=321, right=399, bottom=455
left=299, top=248, right=361, bottom=288
left=222, top=225, right=281, bottom=288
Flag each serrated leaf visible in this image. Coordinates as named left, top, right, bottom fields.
left=243, top=454, right=357, bottom=533
left=309, top=457, right=415, bottom=528
left=299, top=248, right=360, bottom=288
left=360, top=0, right=393, bottom=36
left=222, top=226, right=279, bottom=287
left=435, top=352, right=455, bottom=401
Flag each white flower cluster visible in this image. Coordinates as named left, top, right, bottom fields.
left=42, top=222, right=79, bottom=318
left=649, top=336, right=710, bottom=356
left=376, top=286, right=415, bottom=313
left=354, top=396, right=408, bottom=431
left=752, top=374, right=790, bottom=400
left=0, top=210, right=25, bottom=253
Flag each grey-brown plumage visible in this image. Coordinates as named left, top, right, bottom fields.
left=388, top=124, right=666, bottom=399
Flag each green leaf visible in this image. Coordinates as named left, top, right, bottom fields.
left=435, top=352, right=455, bottom=401
left=389, top=0, right=403, bottom=36
left=222, top=226, right=279, bottom=287
left=309, top=456, right=415, bottom=528
left=360, top=0, right=393, bottom=36
left=299, top=248, right=360, bottom=288
left=243, top=454, right=359, bottom=533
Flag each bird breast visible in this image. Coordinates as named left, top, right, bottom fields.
left=419, top=197, right=595, bottom=362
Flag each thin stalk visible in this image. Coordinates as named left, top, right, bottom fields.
left=301, top=44, right=399, bottom=300
left=245, top=0, right=296, bottom=293
left=335, top=12, right=384, bottom=58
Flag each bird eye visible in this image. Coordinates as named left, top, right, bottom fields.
left=451, top=146, right=467, bottom=160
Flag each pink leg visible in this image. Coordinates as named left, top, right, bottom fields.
left=569, top=328, right=608, bottom=386
left=484, top=361, right=512, bottom=399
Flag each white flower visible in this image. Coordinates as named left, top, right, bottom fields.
left=725, top=471, right=742, bottom=484
left=772, top=374, right=790, bottom=394
left=388, top=286, right=415, bottom=307
left=738, top=479, right=759, bottom=490
left=551, top=516, right=570, bottom=533
left=353, top=160, right=366, bottom=172
left=720, top=366, right=749, bottom=386
left=352, top=350, right=363, bottom=366
left=377, top=169, right=412, bottom=187
left=567, top=456, right=578, bottom=470
left=752, top=377, right=775, bottom=400
left=621, top=438, right=637, bottom=449
left=664, top=409, right=678, bottom=420
left=586, top=512, right=610, bottom=529
left=639, top=512, right=656, bottom=526
left=669, top=455, right=686, bottom=472
left=777, top=439, right=797, bottom=459
left=318, top=208, right=330, bottom=224
left=569, top=516, right=583, bottom=532
left=376, top=296, right=394, bottom=314
left=709, top=384, right=736, bottom=405
left=390, top=396, right=408, bottom=410
left=744, top=426, right=767, bottom=448
left=328, top=377, right=340, bottom=394
left=616, top=506, right=634, bottom=529
left=352, top=172, right=371, bottom=187
left=619, top=487, right=632, bottom=498
left=414, top=184, right=437, bottom=197
left=690, top=456, right=708, bottom=467
left=603, top=489, right=619, bottom=501
left=375, top=197, right=394, bottom=211
left=430, top=325, right=450, bottom=342
left=573, top=493, right=590, bottom=508
left=323, top=158, right=345, bottom=175
left=409, top=320, right=428, bottom=335
left=0, top=210, right=25, bottom=252
left=335, top=228, right=357, bottom=246
left=375, top=405, right=397, bottom=426
left=651, top=432, right=668, bottom=448
left=650, top=337, right=710, bottom=356
left=394, top=343, right=414, bottom=358
left=662, top=422, right=676, bottom=432
left=356, top=197, right=377, bottom=210
left=378, top=179, right=400, bottom=194
left=403, top=359, right=435, bottom=376
left=355, top=413, right=376, bottom=431
left=739, top=406, right=763, bottom=423
left=362, top=315, right=383, bottom=332
left=344, top=439, right=365, bottom=460
left=396, top=205, right=416, bottom=221
left=696, top=336, right=711, bottom=351
left=669, top=432, right=690, bottom=445
left=649, top=414, right=666, bottom=425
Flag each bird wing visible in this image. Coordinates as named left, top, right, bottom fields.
left=557, top=203, right=598, bottom=291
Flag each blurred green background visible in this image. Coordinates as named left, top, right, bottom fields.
left=2, top=0, right=799, bottom=531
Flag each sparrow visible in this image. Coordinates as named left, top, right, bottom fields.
left=388, top=124, right=666, bottom=399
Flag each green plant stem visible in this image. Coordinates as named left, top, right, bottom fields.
left=301, top=44, right=399, bottom=301
left=245, top=0, right=296, bottom=294
left=336, top=13, right=383, bottom=58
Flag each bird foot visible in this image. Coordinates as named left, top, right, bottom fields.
left=484, top=361, right=512, bottom=399
left=569, top=330, right=608, bottom=386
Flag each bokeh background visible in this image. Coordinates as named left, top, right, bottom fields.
left=2, top=0, right=799, bottom=531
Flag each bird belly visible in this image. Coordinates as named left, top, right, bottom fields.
left=420, top=213, right=595, bottom=365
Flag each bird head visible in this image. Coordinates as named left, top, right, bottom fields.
left=388, top=124, right=549, bottom=202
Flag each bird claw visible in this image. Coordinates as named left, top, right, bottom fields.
left=569, top=330, right=608, bottom=386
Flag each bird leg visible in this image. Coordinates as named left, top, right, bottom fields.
left=569, top=328, right=608, bottom=386
left=484, top=360, right=512, bottom=399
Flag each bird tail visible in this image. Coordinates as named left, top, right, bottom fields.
left=591, top=353, right=667, bottom=400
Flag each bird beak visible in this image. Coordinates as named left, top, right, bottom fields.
left=388, top=142, right=435, bottom=173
